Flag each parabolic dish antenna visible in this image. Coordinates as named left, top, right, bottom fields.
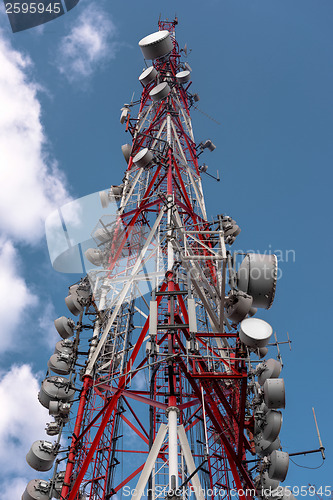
left=139, top=66, right=158, bottom=86
left=176, top=70, right=191, bottom=84
left=22, top=479, right=50, bottom=500
left=254, top=434, right=281, bottom=457
left=239, top=317, right=273, bottom=348
left=121, top=143, right=132, bottom=163
left=258, top=358, right=282, bottom=385
left=268, top=450, right=289, bottom=481
left=261, top=410, right=283, bottom=442
left=149, top=82, right=171, bottom=102
left=54, top=339, right=73, bottom=355
left=26, top=441, right=57, bottom=472
left=133, top=147, right=154, bottom=168
left=48, top=353, right=72, bottom=376
left=237, top=253, right=278, bottom=309
left=263, top=378, right=286, bottom=409
left=65, top=294, right=83, bottom=316
left=54, top=316, right=74, bottom=339
left=139, top=30, right=173, bottom=59
left=258, top=471, right=280, bottom=490
left=38, top=376, right=74, bottom=409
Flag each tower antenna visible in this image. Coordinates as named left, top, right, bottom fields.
left=22, top=18, right=310, bottom=500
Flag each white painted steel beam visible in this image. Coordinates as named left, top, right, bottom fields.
left=85, top=208, right=165, bottom=375
left=130, top=424, right=168, bottom=500
left=178, top=425, right=205, bottom=500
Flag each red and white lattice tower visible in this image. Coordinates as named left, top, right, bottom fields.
left=23, top=19, right=290, bottom=500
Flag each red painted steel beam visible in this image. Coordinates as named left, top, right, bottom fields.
left=177, top=358, right=255, bottom=492
left=123, top=397, right=149, bottom=438
left=68, top=389, right=121, bottom=500
left=61, top=376, right=92, bottom=499
left=114, top=463, right=145, bottom=493
left=237, top=374, right=249, bottom=458
left=102, top=386, right=167, bottom=410
left=107, top=166, right=163, bottom=273
left=120, top=414, right=149, bottom=445
left=67, top=281, right=168, bottom=498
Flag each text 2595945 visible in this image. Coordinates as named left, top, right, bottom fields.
left=5, top=3, right=62, bottom=14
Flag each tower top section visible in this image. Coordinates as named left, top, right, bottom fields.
left=158, top=16, right=178, bottom=33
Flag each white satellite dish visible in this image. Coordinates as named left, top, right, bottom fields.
left=226, top=291, right=253, bottom=324
left=268, top=450, right=289, bottom=481
left=121, top=143, right=132, bottom=163
left=94, top=227, right=112, bottom=244
left=254, top=434, right=281, bottom=457
left=38, top=376, right=75, bottom=409
left=54, top=316, right=75, bottom=339
left=261, top=410, right=283, bottom=442
left=133, top=148, right=154, bottom=168
left=139, top=66, right=158, bottom=86
left=139, top=30, right=173, bottom=59
left=258, top=471, right=280, bottom=490
left=176, top=70, right=191, bottom=84
left=22, top=479, right=51, bottom=500
left=257, top=358, right=282, bottom=385
left=258, top=346, right=268, bottom=358
left=54, top=339, right=74, bottom=355
left=85, top=248, right=104, bottom=267
left=149, top=82, right=171, bottom=102
left=237, top=253, right=278, bottom=309
left=65, top=294, right=83, bottom=316
left=48, top=353, right=72, bottom=376
left=263, top=378, right=286, bottom=409
left=26, top=441, right=57, bottom=472
left=49, top=400, right=71, bottom=420
left=239, top=318, right=273, bottom=348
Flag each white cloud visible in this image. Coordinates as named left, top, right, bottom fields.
left=0, top=31, right=71, bottom=245
left=0, top=238, right=61, bottom=353
left=0, top=29, right=73, bottom=353
left=38, top=300, right=60, bottom=349
left=0, top=25, right=72, bottom=499
left=0, top=365, right=50, bottom=481
left=0, top=239, right=38, bottom=352
left=56, top=3, right=118, bottom=81
left=0, top=477, right=28, bottom=500
left=132, top=369, right=147, bottom=391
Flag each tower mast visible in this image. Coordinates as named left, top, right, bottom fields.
left=23, top=19, right=290, bottom=500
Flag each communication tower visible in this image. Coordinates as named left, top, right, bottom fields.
left=22, top=19, right=293, bottom=500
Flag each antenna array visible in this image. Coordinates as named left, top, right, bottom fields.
left=22, top=19, right=296, bottom=500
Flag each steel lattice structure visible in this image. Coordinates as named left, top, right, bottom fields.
left=23, top=19, right=291, bottom=500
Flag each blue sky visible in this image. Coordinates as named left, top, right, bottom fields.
left=0, top=0, right=332, bottom=497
